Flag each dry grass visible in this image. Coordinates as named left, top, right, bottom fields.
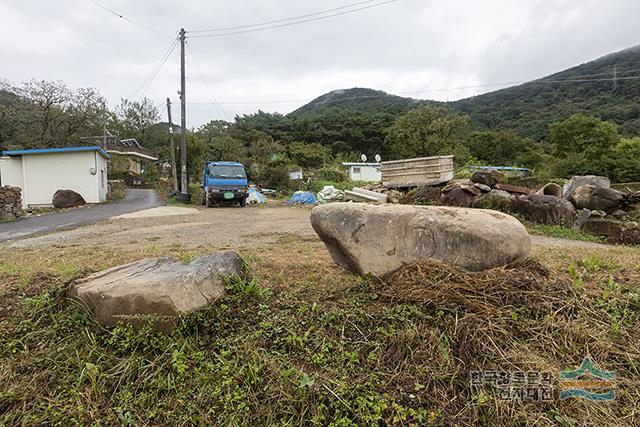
left=0, top=237, right=639, bottom=425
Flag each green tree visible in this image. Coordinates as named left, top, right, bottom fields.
left=467, top=130, right=545, bottom=168
left=287, top=141, right=331, bottom=169
left=550, top=114, right=619, bottom=159
left=385, top=106, right=469, bottom=159
left=112, top=98, right=160, bottom=144
left=205, top=134, right=247, bottom=163
left=249, top=136, right=284, bottom=163
left=550, top=115, right=620, bottom=178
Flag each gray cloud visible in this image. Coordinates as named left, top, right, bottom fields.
left=1, top=0, right=638, bottom=127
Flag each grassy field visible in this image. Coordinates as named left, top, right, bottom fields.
left=1, top=238, right=639, bottom=425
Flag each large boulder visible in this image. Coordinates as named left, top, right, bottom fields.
left=471, top=189, right=515, bottom=212
left=52, top=189, right=86, bottom=208
left=514, top=194, right=576, bottom=227
left=570, top=185, right=623, bottom=213
left=310, top=203, right=530, bottom=276
left=68, top=252, right=249, bottom=330
left=440, top=187, right=475, bottom=207
left=470, top=170, right=506, bottom=188
left=562, top=175, right=610, bottom=199
left=581, top=217, right=627, bottom=238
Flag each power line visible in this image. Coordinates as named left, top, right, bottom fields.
left=185, top=72, right=640, bottom=107
left=189, top=0, right=382, bottom=33
left=87, top=0, right=173, bottom=38
left=126, top=37, right=179, bottom=100
left=185, top=42, right=229, bottom=120
left=188, top=0, right=398, bottom=38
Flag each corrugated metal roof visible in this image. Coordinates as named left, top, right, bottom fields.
left=2, top=146, right=111, bottom=159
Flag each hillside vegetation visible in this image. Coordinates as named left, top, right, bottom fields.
left=2, top=45, right=640, bottom=187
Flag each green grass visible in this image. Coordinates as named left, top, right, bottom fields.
left=1, top=242, right=639, bottom=425
left=526, top=223, right=606, bottom=243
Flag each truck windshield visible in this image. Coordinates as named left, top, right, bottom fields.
left=208, top=164, right=246, bottom=179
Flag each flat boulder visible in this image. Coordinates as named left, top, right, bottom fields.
left=562, top=175, right=610, bottom=199
left=570, top=185, right=623, bottom=213
left=52, top=189, right=86, bottom=208
left=310, top=203, right=530, bottom=277
left=68, top=252, right=249, bottom=330
left=514, top=194, right=576, bottom=227
left=440, top=187, right=475, bottom=207
left=471, top=189, right=515, bottom=212
left=470, top=170, right=506, bottom=188
left=581, top=217, right=627, bottom=238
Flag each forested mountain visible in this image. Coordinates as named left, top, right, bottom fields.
left=2, top=44, right=640, bottom=184
left=292, top=45, right=640, bottom=141
left=290, top=88, right=430, bottom=116
left=453, top=45, right=640, bottom=140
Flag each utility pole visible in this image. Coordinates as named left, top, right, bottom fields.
left=166, top=98, right=178, bottom=193
left=179, top=27, right=189, bottom=196
left=613, top=64, right=618, bottom=92
left=102, top=103, right=108, bottom=149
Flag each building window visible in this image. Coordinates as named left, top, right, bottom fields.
left=101, top=170, right=105, bottom=188
left=352, top=167, right=361, bottom=173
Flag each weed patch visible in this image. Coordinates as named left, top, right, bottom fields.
left=1, top=242, right=639, bottom=425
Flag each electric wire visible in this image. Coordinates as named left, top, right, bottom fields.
left=126, top=37, right=179, bottom=100
left=188, top=0, right=398, bottom=38
left=189, top=0, right=382, bottom=33
left=185, top=41, right=230, bottom=120
left=185, top=72, right=640, bottom=107
left=87, top=0, right=173, bottom=38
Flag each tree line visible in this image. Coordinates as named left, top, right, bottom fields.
left=2, top=79, right=639, bottom=189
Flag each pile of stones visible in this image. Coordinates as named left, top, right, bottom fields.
left=0, top=186, right=24, bottom=221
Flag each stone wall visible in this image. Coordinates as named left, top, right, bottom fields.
left=0, top=186, right=24, bottom=221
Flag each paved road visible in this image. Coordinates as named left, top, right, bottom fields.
left=0, top=189, right=161, bottom=243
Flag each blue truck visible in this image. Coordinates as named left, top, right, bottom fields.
left=201, top=161, right=249, bottom=207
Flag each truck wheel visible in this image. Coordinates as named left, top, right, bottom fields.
left=239, top=197, right=247, bottom=207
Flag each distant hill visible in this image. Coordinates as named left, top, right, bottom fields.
left=290, top=45, right=640, bottom=141
left=290, top=88, right=432, bottom=116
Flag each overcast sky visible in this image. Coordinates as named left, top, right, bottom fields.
left=1, top=0, right=639, bottom=127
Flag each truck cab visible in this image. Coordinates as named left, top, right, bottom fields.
left=202, top=161, right=249, bottom=207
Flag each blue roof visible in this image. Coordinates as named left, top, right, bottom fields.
left=2, top=146, right=111, bottom=159
left=467, top=165, right=530, bottom=172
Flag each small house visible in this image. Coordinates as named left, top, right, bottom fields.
left=82, top=136, right=158, bottom=175
left=342, top=162, right=382, bottom=182
left=0, top=146, right=110, bottom=208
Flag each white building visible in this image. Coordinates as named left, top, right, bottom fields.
left=0, top=146, right=110, bottom=208
left=342, top=162, right=382, bottom=182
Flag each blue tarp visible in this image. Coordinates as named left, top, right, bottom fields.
left=247, top=187, right=266, bottom=204
left=285, top=191, right=317, bottom=205
left=467, top=165, right=530, bottom=172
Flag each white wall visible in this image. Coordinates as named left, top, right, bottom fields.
left=22, top=151, right=103, bottom=206
left=349, top=165, right=381, bottom=182
left=0, top=157, right=26, bottom=208
left=97, top=154, right=108, bottom=202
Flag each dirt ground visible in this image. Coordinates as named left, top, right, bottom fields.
left=4, top=204, right=318, bottom=250
left=1, top=202, right=624, bottom=253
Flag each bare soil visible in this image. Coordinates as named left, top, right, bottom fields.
left=3, top=203, right=624, bottom=251
left=5, top=204, right=317, bottom=250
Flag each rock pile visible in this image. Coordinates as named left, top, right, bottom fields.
left=364, top=172, right=639, bottom=245
left=0, top=186, right=24, bottom=221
